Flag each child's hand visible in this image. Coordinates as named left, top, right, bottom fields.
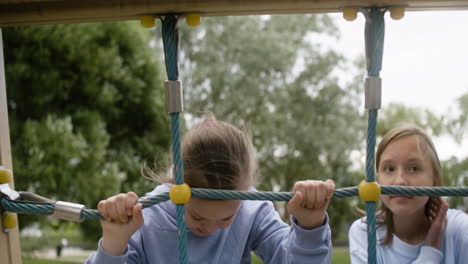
left=424, top=197, right=448, bottom=250
left=98, top=192, right=144, bottom=256
left=287, top=180, right=335, bottom=229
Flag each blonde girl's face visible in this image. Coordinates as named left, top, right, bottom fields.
left=185, top=198, right=241, bottom=237
left=378, top=135, right=434, bottom=217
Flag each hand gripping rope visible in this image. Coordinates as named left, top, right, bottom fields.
left=1, top=10, right=468, bottom=264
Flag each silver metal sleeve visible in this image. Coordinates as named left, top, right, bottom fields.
left=165, top=80, right=184, bottom=113
left=53, top=201, right=85, bottom=222
left=365, top=77, right=382, bottom=110
left=0, top=184, right=20, bottom=200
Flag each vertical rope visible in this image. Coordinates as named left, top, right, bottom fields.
left=161, top=15, right=187, bottom=264
left=365, top=8, right=385, bottom=78
left=363, top=7, right=386, bottom=264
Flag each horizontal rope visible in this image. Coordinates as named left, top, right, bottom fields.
left=1, top=185, right=467, bottom=221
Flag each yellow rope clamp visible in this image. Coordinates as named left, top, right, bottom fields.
left=141, top=15, right=156, bottom=28
left=0, top=168, right=12, bottom=184
left=169, top=184, right=192, bottom=204
left=343, top=8, right=358, bottom=21
left=389, top=7, right=405, bottom=20
left=358, top=180, right=381, bottom=202
left=186, top=14, right=201, bottom=27
left=3, top=212, right=17, bottom=229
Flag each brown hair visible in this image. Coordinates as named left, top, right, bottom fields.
left=375, top=124, right=443, bottom=245
left=146, top=114, right=257, bottom=190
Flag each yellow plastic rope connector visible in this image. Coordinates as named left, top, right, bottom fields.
left=186, top=14, right=201, bottom=27
left=0, top=168, right=12, bottom=184
left=170, top=184, right=192, bottom=204
left=141, top=15, right=156, bottom=28
left=3, top=212, right=17, bottom=230
left=389, top=7, right=405, bottom=20
left=343, top=8, right=358, bottom=21
left=358, top=180, right=381, bottom=202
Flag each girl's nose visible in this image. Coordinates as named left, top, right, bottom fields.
left=201, top=222, right=218, bottom=234
left=393, top=170, right=407, bottom=185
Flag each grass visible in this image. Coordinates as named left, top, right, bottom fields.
left=23, top=258, right=80, bottom=264
left=251, top=247, right=350, bottom=263
left=332, top=247, right=350, bottom=264
left=24, top=249, right=350, bottom=264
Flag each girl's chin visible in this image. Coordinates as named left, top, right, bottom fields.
left=189, top=229, right=213, bottom=237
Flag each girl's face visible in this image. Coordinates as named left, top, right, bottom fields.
left=378, top=135, right=434, bottom=217
left=185, top=198, right=241, bottom=237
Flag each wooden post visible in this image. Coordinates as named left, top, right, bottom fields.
left=0, top=29, right=22, bottom=264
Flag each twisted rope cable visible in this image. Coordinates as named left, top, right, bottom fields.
left=161, top=15, right=187, bottom=264
left=162, top=15, right=179, bottom=81
left=365, top=8, right=385, bottom=77
left=3, top=185, right=468, bottom=220
left=364, top=7, right=386, bottom=264
left=366, top=109, right=378, bottom=264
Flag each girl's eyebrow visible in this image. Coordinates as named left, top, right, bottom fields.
left=189, top=210, right=237, bottom=221
left=405, top=157, right=424, bottom=164
left=190, top=210, right=203, bottom=219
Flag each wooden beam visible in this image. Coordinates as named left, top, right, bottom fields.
left=1, top=0, right=468, bottom=26
left=0, top=29, right=22, bottom=264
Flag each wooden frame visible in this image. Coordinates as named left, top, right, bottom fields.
left=0, top=29, right=22, bottom=264
left=2, top=0, right=468, bottom=27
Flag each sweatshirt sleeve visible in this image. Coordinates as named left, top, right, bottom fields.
left=450, top=209, right=468, bottom=263
left=348, top=219, right=369, bottom=264
left=251, top=201, right=332, bottom=264
left=84, top=236, right=145, bottom=264
left=411, top=246, right=442, bottom=264
left=84, top=185, right=168, bottom=264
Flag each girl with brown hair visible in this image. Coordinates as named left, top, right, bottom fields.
left=86, top=114, right=336, bottom=263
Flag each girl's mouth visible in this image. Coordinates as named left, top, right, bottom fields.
left=390, top=196, right=413, bottom=200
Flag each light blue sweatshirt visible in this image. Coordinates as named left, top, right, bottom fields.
left=85, top=185, right=332, bottom=264
left=349, top=209, right=468, bottom=263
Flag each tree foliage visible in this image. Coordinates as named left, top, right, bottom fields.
left=4, top=22, right=170, bottom=239
left=377, top=102, right=444, bottom=137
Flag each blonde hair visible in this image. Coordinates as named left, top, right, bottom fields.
left=146, top=114, right=257, bottom=190
left=375, top=125, right=443, bottom=245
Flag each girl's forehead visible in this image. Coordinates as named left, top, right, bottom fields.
left=382, top=135, right=430, bottom=160
left=187, top=198, right=241, bottom=220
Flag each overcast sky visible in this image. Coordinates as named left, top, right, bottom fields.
left=328, top=10, right=468, bottom=160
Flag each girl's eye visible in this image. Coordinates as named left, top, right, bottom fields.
left=408, top=167, right=419, bottom=172
left=192, top=215, right=203, bottom=221
left=222, top=216, right=233, bottom=221
left=383, top=167, right=394, bottom=172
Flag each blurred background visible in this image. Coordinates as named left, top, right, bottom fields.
left=3, top=10, right=467, bottom=263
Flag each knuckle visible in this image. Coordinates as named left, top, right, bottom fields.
left=116, top=194, right=126, bottom=201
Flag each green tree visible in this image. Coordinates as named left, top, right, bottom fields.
left=4, top=22, right=170, bottom=239
left=377, top=102, right=444, bottom=137
left=442, top=156, right=468, bottom=210
left=447, top=93, right=468, bottom=144
left=444, top=92, right=468, bottom=210
left=174, top=15, right=367, bottom=238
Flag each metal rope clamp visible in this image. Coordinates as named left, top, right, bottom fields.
left=165, top=80, right=184, bottom=113
left=365, top=77, right=382, bottom=110
left=0, top=183, right=20, bottom=201
left=53, top=201, right=85, bottom=222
